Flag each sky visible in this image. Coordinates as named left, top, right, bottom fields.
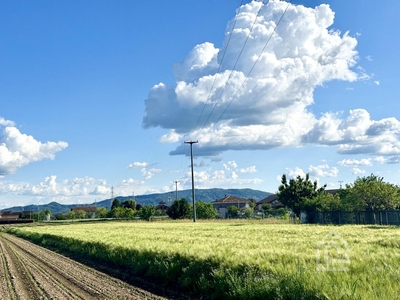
left=1, top=0, right=400, bottom=209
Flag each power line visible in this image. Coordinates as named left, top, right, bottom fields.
left=188, top=0, right=245, bottom=142
left=192, top=0, right=267, bottom=141
left=195, top=1, right=292, bottom=139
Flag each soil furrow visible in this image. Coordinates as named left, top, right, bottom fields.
left=0, top=237, right=45, bottom=299
left=0, top=238, right=17, bottom=299
left=5, top=239, right=96, bottom=300
left=0, top=233, right=167, bottom=300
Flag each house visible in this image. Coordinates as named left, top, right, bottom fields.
left=212, top=195, right=251, bottom=218
left=71, top=206, right=97, bottom=218
left=0, top=210, right=33, bottom=221
left=0, top=211, right=21, bottom=220
left=155, top=201, right=169, bottom=215
left=256, top=194, right=284, bottom=210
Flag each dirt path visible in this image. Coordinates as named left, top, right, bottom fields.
left=0, top=233, right=167, bottom=300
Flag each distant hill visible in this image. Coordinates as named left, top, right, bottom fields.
left=2, top=188, right=272, bottom=215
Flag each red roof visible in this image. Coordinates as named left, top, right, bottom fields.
left=212, top=195, right=250, bottom=204
left=71, top=206, right=97, bottom=212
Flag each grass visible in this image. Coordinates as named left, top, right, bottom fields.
left=6, top=221, right=400, bottom=299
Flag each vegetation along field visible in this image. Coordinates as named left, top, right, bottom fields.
left=7, top=221, right=400, bottom=299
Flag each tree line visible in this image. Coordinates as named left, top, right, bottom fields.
left=277, top=173, right=400, bottom=222
left=34, top=198, right=219, bottom=222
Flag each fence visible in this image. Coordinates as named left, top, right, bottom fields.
left=306, top=210, right=400, bottom=225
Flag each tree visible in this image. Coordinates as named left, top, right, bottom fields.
left=67, top=210, right=85, bottom=220
left=139, top=205, right=155, bottom=221
left=108, top=207, right=125, bottom=219
left=40, top=209, right=52, bottom=221
left=248, top=198, right=257, bottom=210
left=277, top=173, right=326, bottom=218
left=342, top=174, right=400, bottom=211
left=195, top=201, right=218, bottom=219
left=244, top=207, right=253, bottom=219
left=227, top=205, right=239, bottom=218
left=123, top=207, right=135, bottom=219
left=96, top=207, right=108, bottom=218
left=261, top=203, right=272, bottom=217
left=111, top=198, right=121, bottom=210
left=167, top=198, right=191, bottom=220
left=74, top=210, right=86, bottom=219
left=122, top=200, right=136, bottom=210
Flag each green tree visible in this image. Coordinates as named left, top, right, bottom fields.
left=167, top=198, right=191, bottom=220
left=261, top=203, right=272, bottom=217
left=139, top=205, right=155, bottom=221
left=195, top=201, right=218, bottom=219
left=342, top=174, right=400, bottom=211
left=108, top=207, right=125, bottom=219
left=227, top=205, right=239, bottom=218
left=40, top=209, right=52, bottom=221
left=67, top=210, right=85, bottom=220
left=123, top=207, right=135, bottom=219
left=74, top=210, right=86, bottom=219
left=96, top=207, right=108, bottom=218
left=111, top=198, right=121, bottom=210
left=244, top=207, right=253, bottom=219
left=277, top=173, right=326, bottom=218
left=122, top=200, right=136, bottom=210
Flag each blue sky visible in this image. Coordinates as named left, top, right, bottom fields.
left=1, top=0, right=399, bottom=209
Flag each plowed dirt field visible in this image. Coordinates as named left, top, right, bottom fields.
left=0, top=233, right=167, bottom=300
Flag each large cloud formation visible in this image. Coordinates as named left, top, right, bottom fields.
left=0, top=118, right=68, bottom=176
left=142, top=1, right=395, bottom=157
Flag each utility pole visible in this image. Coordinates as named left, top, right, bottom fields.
left=185, top=140, right=198, bottom=222
left=173, top=180, right=179, bottom=201
left=338, top=181, right=343, bottom=189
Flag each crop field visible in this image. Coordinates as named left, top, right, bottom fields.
left=7, top=221, right=400, bottom=299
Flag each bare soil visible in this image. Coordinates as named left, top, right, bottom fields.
left=0, top=233, right=168, bottom=300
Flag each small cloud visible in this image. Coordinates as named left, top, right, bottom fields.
left=374, top=81, right=380, bottom=85
left=287, top=167, right=306, bottom=178
left=141, top=168, right=162, bottom=179
left=0, top=117, right=15, bottom=127
left=239, top=166, right=257, bottom=173
left=128, top=162, right=149, bottom=168
left=338, top=158, right=372, bottom=167
left=90, top=186, right=110, bottom=195
left=228, top=161, right=238, bottom=169
left=365, top=55, right=373, bottom=61
left=352, top=167, right=366, bottom=175
left=374, top=156, right=385, bottom=164
left=308, top=164, right=338, bottom=177
left=118, top=178, right=145, bottom=187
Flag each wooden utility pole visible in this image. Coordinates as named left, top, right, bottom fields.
left=185, top=141, right=198, bottom=222
left=173, top=180, right=179, bottom=201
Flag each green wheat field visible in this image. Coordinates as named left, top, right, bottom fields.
left=7, top=221, right=400, bottom=299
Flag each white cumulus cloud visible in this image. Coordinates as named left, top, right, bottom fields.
left=308, top=164, right=339, bottom=177
left=337, top=158, right=372, bottom=167
left=0, top=121, right=68, bottom=176
left=142, top=1, right=382, bottom=157
left=143, top=1, right=400, bottom=156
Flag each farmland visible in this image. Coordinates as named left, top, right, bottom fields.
left=6, top=221, right=400, bottom=299
left=0, top=232, right=166, bottom=299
